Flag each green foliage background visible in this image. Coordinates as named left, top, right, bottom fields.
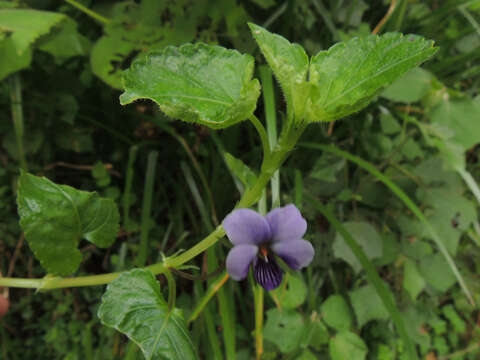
left=1, top=0, right=480, bottom=359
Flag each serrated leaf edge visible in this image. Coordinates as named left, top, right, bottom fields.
left=0, top=9, right=67, bottom=54
left=120, top=42, right=260, bottom=129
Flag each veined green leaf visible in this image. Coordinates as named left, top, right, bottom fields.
left=349, top=284, right=392, bottom=328
left=120, top=43, right=260, bottom=129
left=301, top=143, right=475, bottom=306
left=430, top=98, right=480, bottom=151
left=0, top=37, right=32, bottom=81
left=0, top=9, right=66, bottom=55
left=320, top=295, right=353, bottom=331
left=329, top=331, right=367, bottom=360
left=17, top=172, right=119, bottom=275
left=249, top=24, right=437, bottom=123
left=308, top=33, right=437, bottom=122
left=91, top=35, right=136, bottom=89
left=263, top=308, right=305, bottom=353
left=249, top=23, right=309, bottom=122
left=37, top=18, right=90, bottom=63
left=98, top=269, right=198, bottom=360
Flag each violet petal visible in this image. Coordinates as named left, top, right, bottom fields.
left=226, top=244, right=258, bottom=280
left=253, top=257, right=283, bottom=291
left=223, top=208, right=271, bottom=245
left=266, top=204, right=307, bottom=243
left=272, top=239, right=314, bottom=270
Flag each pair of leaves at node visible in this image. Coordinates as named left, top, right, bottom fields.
left=0, top=9, right=89, bottom=81
left=17, top=172, right=119, bottom=276
left=120, top=23, right=437, bottom=129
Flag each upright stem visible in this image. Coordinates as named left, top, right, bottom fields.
left=249, top=114, right=271, bottom=161
left=64, top=0, right=110, bottom=24
left=254, top=285, right=264, bottom=360
left=238, top=123, right=306, bottom=209
left=9, top=74, right=27, bottom=172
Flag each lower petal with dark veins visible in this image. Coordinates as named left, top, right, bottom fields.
left=253, top=257, right=283, bottom=290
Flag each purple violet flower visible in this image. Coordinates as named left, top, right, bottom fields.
left=223, top=204, right=315, bottom=291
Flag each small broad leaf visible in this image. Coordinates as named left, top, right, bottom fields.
left=307, top=33, right=437, bottom=122
left=442, top=305, right=466, bottom=333
left=320, top=294, right=353, bottom=331
left=270, top=273, right=307, bottom=309
left=349, top=284, right=392, bottom=328
left=403, top=259, right=425, bottom=300
left=37, top=18, right=90, bottom=63
left=91, top=35, right=136, bottom=89
left=419, top=254, right=456, bottom=293
left=0, top=9, right=66, bottom=55
left=381, top=67, right=434, bottom=103
left=263, top=308, right=305, bottom=353
left=98, top=269, right=197, bottom=360
left=249, top=24, right=436, bottom=123
left=120, top=43, right=260, bottom=129
left=417, top=188, right=477, bottom=255
left=306, top=316, right=329, bottom=350
left=329, top=331, right=368, bottom=360
left=333, top=221, right=383, bottom=273
left=17, top=172, right=119, bottom=275
left=0, top=37, right=32, bottom=81
left=429, top=98, right=480, bottom=151
left=249, top=23, right=310, bottom=122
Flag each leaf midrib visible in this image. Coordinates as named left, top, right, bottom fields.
left=156, top=94, right=231, bottom=106
left=50, top=182, right=82, bottom=240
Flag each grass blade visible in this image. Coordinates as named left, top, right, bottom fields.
left=300, top=142, right=475, bottom=306
left=122, top=145, right=139, bottom=230
left=9, top=74, right=27, bottom=172
left=457, top=168, right=480, bottom=207
left=136, top=150, right=159, bottom=267
left=306, top=195, right=418, bottom=360
left=181, top=162, right=236, bottom=359
left=187, top=272, right=229, bottom=324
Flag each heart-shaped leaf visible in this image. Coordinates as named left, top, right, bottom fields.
left=98, top=269, right=197, bottom=360
left=0, top=9, right=66, bottom=55
left=120, top=43, right=260, bottom=129
left=17, top=172, right=119, bottom=275
left=248, top=23, right=309, bottom=122
left=249, top=24, right=437, bottom=123
left=308, top=33, right=437, bottom=122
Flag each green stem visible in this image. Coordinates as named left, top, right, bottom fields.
left=249, top=114, right=271, bottom=162
left=9, top=74, right=27, bottom=172
left=0, top=124, right=306, bottom=290
left=64, top=0, right=110, bottom=24
left=164, top=268, right=176, bottom=311
left=239, top=123, right=306, bottom=208
left=254, top=284, right=264, bottom=360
